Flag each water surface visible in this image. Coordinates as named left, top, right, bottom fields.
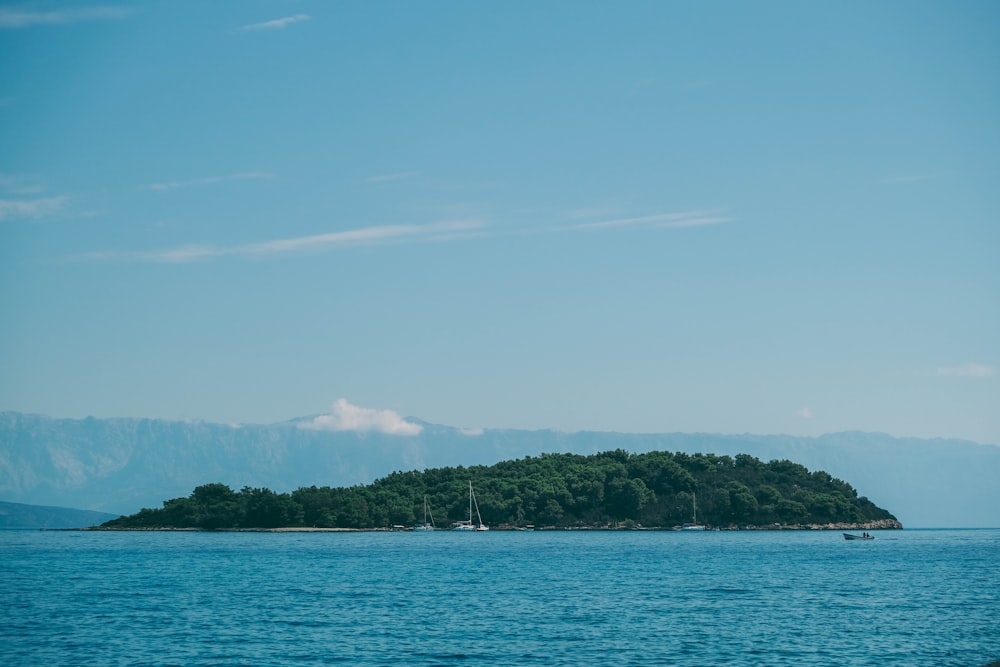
left=2, top=529, right=997, bottom=666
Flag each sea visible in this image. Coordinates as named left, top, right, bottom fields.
left=1, top=529, right=997, bottom=666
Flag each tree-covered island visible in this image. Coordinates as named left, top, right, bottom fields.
left=100, top=450, right=900, bottom=530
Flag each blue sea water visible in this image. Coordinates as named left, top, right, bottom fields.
left=1, top=529, right=998, bottom=666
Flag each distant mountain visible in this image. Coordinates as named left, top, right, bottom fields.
left=0, top=500, right=119, bottom=529
left=2, top=411, right=998, bottom=527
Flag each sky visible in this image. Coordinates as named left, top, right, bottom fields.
left=1, top=1, right=997, bottom=444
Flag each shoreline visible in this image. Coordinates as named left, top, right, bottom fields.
left=78, top=519, right=903, bottom=532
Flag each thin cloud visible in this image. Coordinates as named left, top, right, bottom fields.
left=937, top=363, right=996, bottom=378
left=78, top=219, right=485, bottom=263
left=0, top=196, right=66, bottom=222
left=562, top=207, right=622, bottom=221
left=0, top=6, right=134, bottom=28
left=0, top=173, right=44, bottom=195
left=300, top=399, right=422, bottom=436
left=147, top=172, right=273, bottom=192
left=878, top=173, right=941, bottom=185
left=797, top=407, right=814, bottom=419
left=365, top=172, right=417, bottom=184
left=569, top=209, right=731, bottom=231
left=235, top=220, right=483, bottom=258
left=240, top=14, right=310, bottom=31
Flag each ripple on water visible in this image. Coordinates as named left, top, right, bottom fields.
left=1, top=530, right=998, bottom=666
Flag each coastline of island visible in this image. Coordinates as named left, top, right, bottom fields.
left=81, top=518, right=903, bottom=532
left=95, top=450, right=901, bottom=533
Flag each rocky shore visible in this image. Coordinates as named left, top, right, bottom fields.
left=732, top=518, right=904, bottom=531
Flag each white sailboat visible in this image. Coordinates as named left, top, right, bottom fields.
left=679, top=492, right=707, bottom=530
left=413, top=496, right=435, bottom=531
left=451, top=480, right=489, bottom=531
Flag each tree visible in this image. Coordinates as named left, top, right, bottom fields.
left=727, top=482, right=759, bottom=524
left=242, top=487, right=303, bottom=528
left=191, top=483, right=240, bottom=529
left=102, top=450, right=897, bottom=529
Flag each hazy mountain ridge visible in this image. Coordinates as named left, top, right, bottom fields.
left=0, top=500, right=119, bottom=529
left=1, top=412, right=997, bottom=527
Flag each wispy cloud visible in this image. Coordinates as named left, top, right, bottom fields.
left=797, top=407, right=814, bottom=419
left=0, top=173, right=43, bottom=195
left=75, top=200, right=728, bottom=263
left=365, top=172, right=417, bottom=184
left=569, top=209, right=731, bottom=231
left=78, top=219, right=485, bottom=263
left=937, top=363, right=996, bottom=378
left=683, top=80, right=714, bottom=90
left=0, top=196, right=66, bottom=222
left=300, top=399, right=422, bottom=436
left=561, top=207, right=622, bottom=221
left=239, top=14, right=310, bottom=31
left=146, top=172, right=273, bottom=192
left=878, top=173, right=939, bottom=185
left=0, top=6, right=134, bottom=28
left=237, top=221, right=480, bottom=256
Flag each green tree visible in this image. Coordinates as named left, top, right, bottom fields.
left=191, top=483, right=240, bottom=529
left=242, top=487, right=304, bottom=528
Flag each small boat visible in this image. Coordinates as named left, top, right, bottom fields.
left=678, top=492, right=706, bottom=531
left=843, top=533, right=875, bottom=540
left=413, top=496, right=435, bottom=531
left=451, top=481, right=489, bottom=531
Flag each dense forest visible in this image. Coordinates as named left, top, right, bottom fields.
left=101, top=450, right=897, bottom=530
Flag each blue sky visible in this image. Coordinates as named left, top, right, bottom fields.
left=1, top=1, right=997, bottom=443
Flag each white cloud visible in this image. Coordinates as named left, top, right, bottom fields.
left=0, top=196, right=66, bottom=222
left=459, top=427, right=485, bottom=436
left=937, top=363, right=996, bottom=378
left=797, top=407, right=814, bottom=419
left=301, top=399, right=422, bottom=436
left=569, top=209, right=731, bottom=231
left=240, top=14, right=310, bottom=31
left=0, top=6, right=134, bottom=28
left=78, top=219, right=485, bottom=263
left=147, top=172, right=273, bottom=192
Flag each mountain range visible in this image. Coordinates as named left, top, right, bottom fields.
left=0, top=500, right=118, bottom=529
left=2, top=411, right=997, bottom=527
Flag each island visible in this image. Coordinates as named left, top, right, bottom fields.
left=99, top=450, right=901, bottom=531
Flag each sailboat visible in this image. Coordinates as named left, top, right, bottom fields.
left=413, top=496, right=435, bottom=531
left=679, top=492, right=707, bottom=531
left=451, top=481, right=489, bottom=531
